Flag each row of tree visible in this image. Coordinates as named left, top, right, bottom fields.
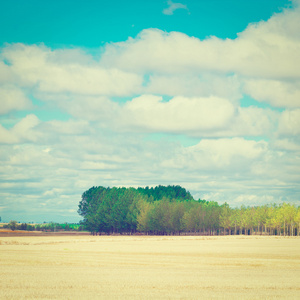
left=78, top=185, right=300, bottom=236
left=3, top=221, right=85, bottom=232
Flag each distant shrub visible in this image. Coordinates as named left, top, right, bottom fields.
left=8, top=220, right=18, bottom=231
left=26, top=224, right=34, bottom=231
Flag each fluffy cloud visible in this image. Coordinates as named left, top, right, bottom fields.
left=278, top=109, right=300, bottom=136
left=272, top=138, right=300, bottom=152
left=0, top=114, right=40, bottom=144
left=145, top=74, right=242, bottom=100
left=231, top=194, right=276, bottom=207
left=169, top=106, right=278, bottom=138
left=1, top=3, right=299, bottom=108
left=0, top=124, right=19, bottom=144
left=121, top=95, right=235, bottom=133
left=162, top=138, right=268, bottom=170
left=101, top=6, right=300, bottom=79
left=112, top=95, right=277, bottom=138
left=243, top=79, right=300, bottom=108
left=163, top=0, right=188, bottom=15
left=15, top=92, right=278, bottom=139
left=0, top=86, right=32, bottom=114
left=39, top=92, right=276, bottom=139
left=1, top=44, right=143, bottom=96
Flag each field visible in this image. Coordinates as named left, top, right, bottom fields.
left=0, top=234, right=299, bottom=299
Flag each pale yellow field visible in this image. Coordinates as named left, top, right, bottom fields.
left=0, top=235, right=299, bottom=299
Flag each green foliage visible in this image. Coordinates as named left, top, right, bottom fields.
left=78, top=186, right=197, bottom=233
left=79, top=185, right=221, bottom=235
left=4, top=222, right=86, bottom=232
left=137, top=185, right=193, bottom=202
left=219, top=203, right=231, bottom=231
left=78, top=185, right=300, bottom=236
left=8, top=220, right=18, bottom=231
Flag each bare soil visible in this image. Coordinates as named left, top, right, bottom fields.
left=0, top=235, right=299, bottom=299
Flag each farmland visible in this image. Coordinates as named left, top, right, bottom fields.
left=0, top=234, right=300, bottom=299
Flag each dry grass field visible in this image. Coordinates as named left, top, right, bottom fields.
left=0, top=234, right=299, bottom=299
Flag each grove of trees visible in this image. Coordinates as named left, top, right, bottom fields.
left=78, top=185, right=300, bottom=236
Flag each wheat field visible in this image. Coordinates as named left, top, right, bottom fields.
left=0, top=235, right=299, bottom=299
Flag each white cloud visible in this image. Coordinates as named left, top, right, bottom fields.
left=121, top=95, right=235, bottom=133
left=0, top=124, right=19, bottom=144
left=0, top=86, right=32, bottom=114
left=163, top=0, right=188, bottom=15
left=0, top=61, right=15, bottom=84
left=1, top=44, right=143, bottom=96
left=44, top=119, right=91, bottom=135
left=233, top=194, right=275, bottom=207
left=222, top=106, right=279, bottom=138
left=111, top=97, right=277, bottom=138
left=0, top=3, right=298, bottom=109
left=278, top=109, right=300, bottom=136
left=12, top=114, right=40, bottom=142
left=0, top=114, right=40, bottom=144
left=60, top=96, right=119, bottom=122
left=162, top=138, right=268, bottom=171
left=243, top=79, right=300, bottom=108
left=34, top=93, right=278, bottom=139
left=101, top=5, right=300, bottom=79
left=145, top=74, right=242, bottom=100
left=272, top=138, right=300, bottom=152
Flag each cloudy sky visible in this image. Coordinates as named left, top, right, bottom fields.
left=1, top=0, right=300, bottom=222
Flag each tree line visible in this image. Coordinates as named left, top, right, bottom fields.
left=2, top=221, right=85, bottom=232
left=78, top=185, right=300, bottom=236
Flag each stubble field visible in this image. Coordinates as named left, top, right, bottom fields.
left=0, top=234, right=299, bottom=299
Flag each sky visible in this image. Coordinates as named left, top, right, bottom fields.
left=0, top=0, right=300, bottom=223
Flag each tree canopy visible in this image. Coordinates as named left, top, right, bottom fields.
left=78, top=185, right=300, bottom=236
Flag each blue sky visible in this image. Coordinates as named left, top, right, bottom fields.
left=0, top=0, right=299, bottom=222
left=0, top=0, right=290, bottom=46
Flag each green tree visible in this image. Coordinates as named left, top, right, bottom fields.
left=183, top=202, right=204, bottom=233
left=255, top=205, right=268, bottom=235
left=147, top=199, right=173, bottom=234
left=295, top=208, right=300, bottom=236
left=26, top=224, right=34, bottom=231
left=239, top=205, right=250, bottom=235
left=205, top=201, right=221, bottom=235
left=266, top=205, right=282, bottom=235
left=230, top=208, right=240, bottom=235
left=126, top=194, right=141, bottom=233
left=137, top=200, right=153, bottom=233
left=281, top=203, right=297, bottom=236
left=219, top=203, right=231, bottom=235
left=170, top=202, right=186, bottom=234
left=19, top=223, right=27, bottom=230
left=245, top=207, right=256, bottom=235
left=77, top=184, right=299, bottom=236
left=64, top=223, right=70, bottom=231
left=8, top=220, right=17, bottom=231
